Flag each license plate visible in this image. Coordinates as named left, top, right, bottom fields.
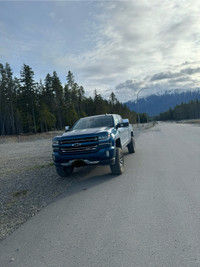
left=73, top=160, right=85, bottom=167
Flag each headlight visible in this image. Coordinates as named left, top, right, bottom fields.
left=98, top=134, right=110, bottom=141
left=52, top=140, right=59, bottom=145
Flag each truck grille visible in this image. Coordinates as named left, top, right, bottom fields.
left=60, top=136, right=98, bottom=145
left=59, top=136, right=98, bottom=154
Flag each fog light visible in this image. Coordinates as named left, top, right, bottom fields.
left=106, top=151, right=109, bottom=157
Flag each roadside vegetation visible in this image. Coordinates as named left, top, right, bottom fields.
left=0, top=63, right=137, bottom=136
left=156, top=99, right=200, bottom=121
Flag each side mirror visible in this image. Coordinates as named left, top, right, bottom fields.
left=65, top=126, right=70, bottom=132
left=116, top=123, right=122, bottom=129
left=122, top=119, right=129, bottom=127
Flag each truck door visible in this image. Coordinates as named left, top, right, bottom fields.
left=122, top=118, right=130, bottom=145
left=117, top=115, right=127, bottom=147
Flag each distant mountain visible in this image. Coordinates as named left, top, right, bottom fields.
left=125, top=89, right=200, bottom=116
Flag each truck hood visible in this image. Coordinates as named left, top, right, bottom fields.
left=62, top=127, right=111, bottom=137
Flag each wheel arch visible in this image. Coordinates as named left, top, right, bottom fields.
left=115, top=138, right=122, bottom=148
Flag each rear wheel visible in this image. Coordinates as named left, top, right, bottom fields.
left=110, top=147, right=124, bottom=175
left=127, top=136, right=136, bottom=153
left=56, top=166, right=74, bottom=177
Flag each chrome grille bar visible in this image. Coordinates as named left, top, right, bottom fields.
left=60, top=145, right=97, bottom=153
left=60, top=136, right=98, bottom=145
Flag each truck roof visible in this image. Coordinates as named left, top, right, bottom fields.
left=80, top=114, right=117, bottom=119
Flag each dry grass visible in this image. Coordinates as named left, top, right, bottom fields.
left=0, top=131, right=63, bottom=144
left=180, top=119, right=200, bottom=124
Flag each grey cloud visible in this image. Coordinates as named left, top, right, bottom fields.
left=180, top=61, right=200, bottom=66
left=181, top=67, right=200, bottom=75
left=116, top=80, right=144, bottom=92
left=167, top=16, right=192, bottom=36
left=150, top=72, right=182, bottom=81
left=151, top=67, right=200, bottom=82
left=168, top=77, right=191, bottom=84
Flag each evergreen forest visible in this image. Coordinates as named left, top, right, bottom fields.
left=0, top=63, right=137, bottom=135
left=157, top=100, right=200, bottom=121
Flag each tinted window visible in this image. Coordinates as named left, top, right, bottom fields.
left=72, top=116, right=114, bottom=130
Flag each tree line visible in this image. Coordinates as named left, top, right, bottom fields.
left=157, top=100, right=200, bottom=121
left=0, top=63, right=137, bottom=135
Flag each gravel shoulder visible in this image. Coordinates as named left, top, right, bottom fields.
left=0, top=131, right=95, bottom=241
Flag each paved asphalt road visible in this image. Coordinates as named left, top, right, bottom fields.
left=0, top=122, right=200, bottom=267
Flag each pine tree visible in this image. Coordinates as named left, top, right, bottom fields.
left=0, top=63, right=6, bottom=134
left=52, top=71, right=64, bottom=129
left=0, top=63, right=17, bottom=134
left=66, top=70, right=74, bottom=89
left=20, top=64, right=37, bottom=133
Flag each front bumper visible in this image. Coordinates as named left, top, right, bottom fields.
left=52, top=146, right=116, bottom=167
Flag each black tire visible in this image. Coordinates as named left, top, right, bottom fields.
left=56, top=166, right=74, bottom=177
left=110, top=147, right=124, bottom=175
left=127, top=136, right=136, bottom=153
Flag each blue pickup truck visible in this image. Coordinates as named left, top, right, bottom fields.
left=52, top=114, right=135, bottom=176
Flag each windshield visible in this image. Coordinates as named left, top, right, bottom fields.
left=72, top=116, right=114, bottom=130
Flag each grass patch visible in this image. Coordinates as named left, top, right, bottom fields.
left=27, top=162, right=54, bottom=171
left=13, top=190, right=28, bottom=197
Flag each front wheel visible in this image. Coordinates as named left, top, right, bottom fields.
left=110, top=147, right=124, bottom=175
left=56, top=166, right=74, bottom=177
left=127, top=136, right=136, bottom=153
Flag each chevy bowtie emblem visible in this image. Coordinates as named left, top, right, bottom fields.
left=72, top=143, right=81, bottom=147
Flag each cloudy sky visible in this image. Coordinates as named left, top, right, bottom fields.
left=1, top=0, right=200, bottom=102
